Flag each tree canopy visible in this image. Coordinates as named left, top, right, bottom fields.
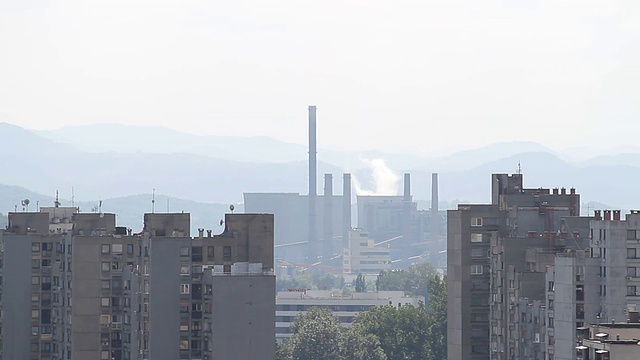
left=278, top=273, right=447, bottom=360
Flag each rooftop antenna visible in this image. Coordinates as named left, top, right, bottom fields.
left=151, top=188, right=156, bottom=214
left=71, top=187, right=75, bottom=208
left=54, top=190, right=61, bottom=208
left=167, top=197, right=170, bottom=213
left=99, top=200, right=104, bottom=218
left=517, top=161, right=522, bottom=175
left=21, top=199, right=30, bottom=212
left=229, top=204, right=235, bottom=214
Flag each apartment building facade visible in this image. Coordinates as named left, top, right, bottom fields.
left=0, top=208, right=275, bottom=360
left=447, top=173, right=582, bottom=360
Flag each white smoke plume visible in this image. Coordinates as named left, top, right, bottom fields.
left=352, top=158, right=400, bottom=196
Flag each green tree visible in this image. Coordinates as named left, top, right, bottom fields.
left=376, top=262, right=437, bottom=299
left=287, top=307, right=342, bottom=360
left=353, top=305, right=429, bottom=360
left=340, top=325, right=387, bottom=360
left=276, top=340, right=291, bottom=360
left=355, top=273, right=366, bottom=292
left=424, top=274, right=447, bottom=359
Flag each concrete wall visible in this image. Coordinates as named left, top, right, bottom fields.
left=1, top=233, right=33, bottom=358
left=210, top=275, right=276, bottom=360
left=148, top=236, right=185, bottom=359
left=72, top=236, right=104, bottom=359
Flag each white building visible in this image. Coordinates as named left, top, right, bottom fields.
left=343, top=228, right=391, bottom=276
left=275, top=290, right=423, bottom=341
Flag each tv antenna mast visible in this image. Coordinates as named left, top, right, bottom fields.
left=151, top=188, right=156, bottom=214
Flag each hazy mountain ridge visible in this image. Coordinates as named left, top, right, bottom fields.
left=4, top=122, right=640, bottom=210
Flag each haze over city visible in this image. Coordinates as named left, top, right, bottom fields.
left=2, top=0, right=640, bottom=155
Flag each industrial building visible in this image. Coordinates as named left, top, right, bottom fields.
left=0, top=206, right=275, bottom=360
left=244, top=106, right=443, bottom=272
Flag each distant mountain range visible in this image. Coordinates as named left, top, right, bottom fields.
left=1, top=122, right=640, bottom=214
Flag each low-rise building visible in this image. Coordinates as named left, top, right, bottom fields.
left=275, top=290, right=423, bottom=341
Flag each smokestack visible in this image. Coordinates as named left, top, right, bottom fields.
left=403, top=173, right=411, bottom=201
left=402, top=173, right=411, bottom=243
left=323, top=174, right=333, bottom=265
left=431, top=173, right=439, bottom=244
left=308, top=105, right=318, bottom=261
left=343, top=173, right=352, bottom=252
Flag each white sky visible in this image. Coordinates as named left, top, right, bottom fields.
left=1, top=0, right=639, bottom=155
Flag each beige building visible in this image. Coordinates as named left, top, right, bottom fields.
left=343, top=228, right=390, bottom=276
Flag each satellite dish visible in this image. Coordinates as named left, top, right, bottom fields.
left=23, top=199, right=30, bottom=206
left=229, top=204, right=235, bottom=212
left=219, top=219, right=224, bottom=226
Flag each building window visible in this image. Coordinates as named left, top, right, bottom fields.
left=471, top=265, right=483, bottom=275
left=471, top=233, right=483, bottom=243
left=628, top=286, right=638, bottom=296
left=101, top=298, right=110, bottom=307
left=31, top=242, right=40, bottom=252
left=101, top=244, right=110, bottom=254
left=180, top=246, right=190, bottom=256
left=112, top=244, right=123, bottom=254
left=628, top=267, right=638, bottom=278
left=599, top=266, right=607, bottom=277
left=628, top=248, right=638, bottom=259
left=180, top=340, right=189, bottom=350
left=180, top=284, right=190, bottom=294
left=31, top=309, right=39, bottom=318
left=548, top=281, right=554, bottom=291
left=471, top=217, right=483, bottom=227
left=101, top=280, right=110, bottom=289
left=207, top=246, right=214, bottom=259
left=192, top=265, right=203, bottom=274
left=127, top=244, right=134, bottom=255
left=471, top=248, right=485, bottom=258
left=180, top=320, right=189, bottom=331
left=223, top=246, right=232, bottom=260
left=101, top=262, right=110, bottom=272
left=101, top=350, right=110, bottom=360
left=31, top=276, right=40, bottom=285
left=600, top=285, right=607, bottom=296
left=629, top=230, right=638, bottom=240
left=180, top=265, right=190, bottom=276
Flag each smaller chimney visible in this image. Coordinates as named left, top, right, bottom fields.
left=561, top=187, right=566, bottom=195
left=604, top=210, right=612, bottom=221
left=553, top=188, right=559, bottom=195
left=198, top=228, right=204, bottom=238
left=613, top=210, right=621, bottom=221
left=570, top=187, right=576, bottom=195
left=594, top=210, right=602, bottom=220
left=207, top=230, right=212, bottom=237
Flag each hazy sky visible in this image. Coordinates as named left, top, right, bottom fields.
left=1, top=0, right=639, bottom=155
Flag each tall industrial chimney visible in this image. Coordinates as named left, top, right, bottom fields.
left=342, top=173, right=352, bottom=252
left=402, top=173, right=412, bottom=243
left=308, top=105, right=318, bottom=261
left=323, top=174, right=333, bottom=265
left=431, top=173, right=439, bottom=244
